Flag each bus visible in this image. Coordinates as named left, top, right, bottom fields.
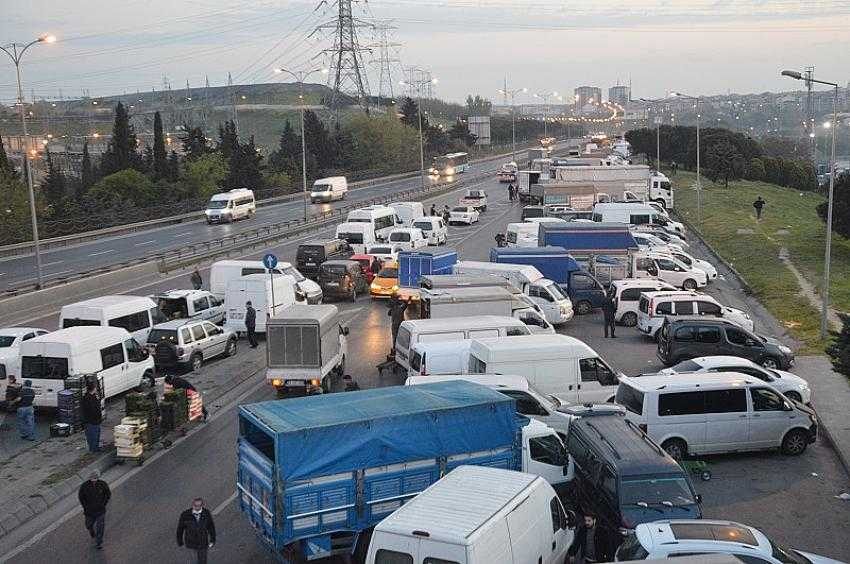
left=429, top=152, right=470, bottom=176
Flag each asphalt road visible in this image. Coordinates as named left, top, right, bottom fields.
left=3, top=174, right=850, bottom=563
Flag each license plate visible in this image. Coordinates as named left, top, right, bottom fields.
left=285, top=380, right=305, bottom=387
left=306, top=261, right=316, bottom=265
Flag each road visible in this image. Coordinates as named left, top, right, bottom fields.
left=2, top=172, right=849, bottom=563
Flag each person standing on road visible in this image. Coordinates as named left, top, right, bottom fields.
left=245, top=301, right=258, bottom=348
left=78, top=470, right=111, bottom=549
left=16, top=379, right=36, bottom=440
left=753, top=196, right=766, bottom=221
left=165, top=375, right=208, bottom=421
left=177, top=497, right=216, bottom=564
left=388, top=295, right=409, bottom=353
left=602, top=295, right=617, bottom=339
left=568, top=512, right=616, bottom=564
left=4, top=374, right=21, bottom=412
left=429, top=204, right=437, bottom=216
left=82, top=380, right=103, bottom=453
left=508, top=183, right=516, bottom=201
left=442, top=205, right=451, bottom=225
left=190, top=268, right=203, bottom=290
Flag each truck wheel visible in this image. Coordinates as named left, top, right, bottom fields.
left=190, top=353, right=203, bottom=372
left=662, top=438, right=687, bottom=460
left=575, top=300, right=593, bottom=315
left=621, top=312, right=638, bottom=327
left=682, top=278, right=697, bottom=290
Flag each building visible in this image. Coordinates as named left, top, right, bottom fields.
left=574, top=86, right=602, bottom=110
left=609, top=85, right=631, bottom=106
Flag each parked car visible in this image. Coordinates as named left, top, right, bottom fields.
left=459, top=189, right=488, bottom=211
left=295, top=239, right=353, bottom=279
left=146, top=319, right=237, bottom=372
left=387, top=227, right=428, bottom=251
left=632, top=232, right=683, bottom=253
left=638, top=291, right=753, bottom=339
left=608, top=279, right=676, bottom=327
left=365, top=243, right=402, bottom=264
left=350, top=253, right=382, bottom=284
left=411, top=216, right=448, bottom=245
left=370, top=260, right=399, bottom=299
left=154, top=289, right=225, bottom=324
left=449, top=205, right=480, bottom=225
left=663, top=249, right=718, bottom=281
left=318, top=260, right=369, bottom=302
left=659, top=355, right=811, bottom=404
left=657, top=318, right=794, bottom=369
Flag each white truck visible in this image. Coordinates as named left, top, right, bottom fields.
left=223, top=274, right=297, bottom=334
left=419, top=286, right=554, bottom=334
left=552, top=165, right=674, bottom=208
left=589, top=250, right=709, bottom=290
left=154, top=289, right=225, bottom=324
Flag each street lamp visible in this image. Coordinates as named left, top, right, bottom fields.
left=533, top=91, right=558, bottom=138
left=498, top=86, right=528, bottom=162
left=0, top=34, right=56, bottom=289
left=670, top=91, right=702, bottom=223
left=782, top=69, right=839, bottom=339
left=639, top=97, right=664, bottom=172
left=274, top=67, right=329, bottom=221
left=400, top=71, right=438, bottom=189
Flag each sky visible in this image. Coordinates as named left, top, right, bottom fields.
left=1, top=0, right=848, bottom=105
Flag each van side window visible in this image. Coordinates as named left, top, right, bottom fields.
left=696, top=327, right=721, bottom=343
left=697, top=301, right=722, bottom=316
left=109, top=311, right=150, bottom=332
left=241, top=268, right=265, bottom=276
left=579, top=358, right=617, bottom=385
left=751, top=388, right=785, bottom=411
left=630, top=214, right=651, bottom=225
left=193, top=297, right=210, bottom=312
left=620, top=288, right=643, bottom=301
left=658, top=391, right=704, bottom=416
left=674, top=301, right=695, bottom=315
left=375, top=549, right=413, bottom=564
left=674, top=327, right=695, bottom=341
left=100, top=343, right=125, bottom=369
left=506, top=325, right=529, bottom=336
left=655, top=301, right=672, bottom=315
left=424, top=558, right=459, bottom=564
left=657, top=258, right=679, bottom=271
left=191, top=325, right=206, bottom=341
left=705, top=389, right=747, bottom=413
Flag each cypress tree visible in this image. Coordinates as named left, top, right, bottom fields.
left=152, top=111, right=167, bottom=180
left=80, top=142, right=95, bottom=191
left=100, top=102, right=139, bottom=175
left=167, top=151, right=180, bottom=182
left=41, top=150, right=67, bottom=206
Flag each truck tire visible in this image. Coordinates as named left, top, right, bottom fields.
left=575, top=300, right=593, bottom=315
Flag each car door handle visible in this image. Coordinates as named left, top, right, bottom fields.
left=739, top=415, right=748, bottom=418
left=752, top=414, right=761, bottom=418
left=568, top=385, right=573, bottom=390
left=552, top=540, right=556, bottom=551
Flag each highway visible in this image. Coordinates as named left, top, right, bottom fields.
left=2, top=168, right=850, bottom=564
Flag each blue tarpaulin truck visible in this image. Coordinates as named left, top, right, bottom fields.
left=395, top=248, right=457, bottom=300
left=536, top=222, right=638, bottom=258
left=237, top=381, right=570, bottom=562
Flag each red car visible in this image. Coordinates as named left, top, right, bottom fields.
left=351, top=254, right=382, bottom=284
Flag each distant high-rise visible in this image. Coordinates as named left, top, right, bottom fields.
left=609, top=85, right=631, bottom=106
left=574, top=86, right=602, bottom=109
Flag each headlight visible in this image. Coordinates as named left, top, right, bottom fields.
left=370, top=282, right=380, bottom=290
left=779, top=345, right=792, bottom=354
left=391, top=285, right=399, bottom=291
left=271, top=379, right=282, bottom=387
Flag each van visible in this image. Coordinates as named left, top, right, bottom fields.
left=0, top=327, right=49, bottom=386
left=593, top=202, right=670, bottom=227
left=608, top=279, right=676, bottom=327
left=19, top=327, right=154, bottom=407
left=365, top=465, right=574, bottom=564
left=223, top=274, right=297, bottom=334
left=204, top=188, right=255, bottom=223
left=295, top=239, right=353, bottom=279
left=565, top=412, right=702, bottom=533
left=310, top=176, right=347, bottom=203
left=394, top=316, right=531, bottom=373
left=407, top=340, right=473, bottom=378
left=389, top=201, right=425, bottom=226
left=209, top=259, right=322, bottom=304
left=637, top=291, right=753, bottom=339
left=346, top=205, right=402, bottom=241
left=467, top=334, right=621, bottom=403
left=615, top=373, right=818, bottom=459
left=335, top=222, right=377, bottom=253
left=419, top=286, right=553, bottom=334
left=387, top=227, right=428, bottom=251
left=60, top=296, right=160, bottom=344
left=505, top=222, right=539, bottom=247
left=411, top=216, right=448, bottom=245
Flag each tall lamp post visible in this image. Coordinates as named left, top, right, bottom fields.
left=1, top=34, right=56, bottom=289
left=639, top=97, right=664, bottom=172
left=400, top=71, right=438, bottom=189
left=274, top=67, right=328, bottom=221
left=533, top=91, right=559, bottom=138
left=782, top=69, right=839, bottom=339
left=670, top=92, right=702, bottom=223
left=498, top=86, right=527, bottom=162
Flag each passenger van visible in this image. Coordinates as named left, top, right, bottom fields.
left=295, top=239, right=353, bottom=279
left=335, top=222, right=377, bottom=253
left=366, top=465, right=574, bottom=564
left=387, top=227, right=428, bottom=251
left=223, top=274, right=298, bottom=334
left=608, top=279, right=676, bottom=327
left=389, top=201, right=425, bottom=226
left=593, top=202, right=670, bottom=227
left=467, top=334, right=620, bottom=403
left=616, top=373, right=818, bottom=459
left=394, top=316, right=531, bottom=373
left=209, top=259, right=322, bottom=304
left=637, top=291, right=753, bottom=339
left=19, top=327, right=154, bottom=407
left=310, top=176, right=347, bottom=203
left=411, top=216, right=448, bottom=245
left=60, top=296, right=160, bottom=344
left=346, top=205, right=402, bottom=241
left=204, top=188, right=255, bottom=223
left=407, top=340, right=473, bottom=378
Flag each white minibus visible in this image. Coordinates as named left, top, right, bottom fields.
left=204, top=188, right=255, bottom=223
left=209, top=259, right=321, bottom=304
left=60, top=296, right=160, bottom=344
left=346, top=205, right=401, bottom=241
left=310, top=176, right=347, bottom=203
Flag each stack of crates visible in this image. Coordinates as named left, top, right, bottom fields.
left=187, top=390, right=203, bottom=422
left=120, top=416, right=151, bottom=446
left=161, top=389, right=188, bottom=431
left=56, top=389, right=82, bottom=431
left=125, top=392, right=160, bottom=444
left=114, top=422, right=144, bottom=459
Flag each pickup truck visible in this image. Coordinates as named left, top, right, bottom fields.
left=497, top=162, right=518, bottom=183
left=459, top=189, right=487, bottom=211
left=154, top=289, right=225, bottom=324
left=237, top=380, right=571, bottom=563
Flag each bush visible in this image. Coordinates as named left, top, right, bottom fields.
left=826, top=314, right=850, bottom=377
left=86, top=169, right=154, bottom=208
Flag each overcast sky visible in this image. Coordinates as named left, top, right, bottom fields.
left=2, top=0, right=848, bottom=104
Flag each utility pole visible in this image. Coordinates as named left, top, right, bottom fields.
left=318, top=0, right=372, bottom=113
left=499, top=84, right=527, bottom=162
left=400, top=70, right=437, bottom=189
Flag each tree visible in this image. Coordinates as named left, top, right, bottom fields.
left=0, top=135, right=14, bottom=177
left=167, top=151, right=180, bottom=182
left=345, top=113, right=419, bottom=174
left=0, top=169, right=42, bottom=244
left=448, top=119, right=477, bottom=147
left=465, top=95, right=492, bottom=116
left=152, top=111, right=167, bottom=180
left=181, top=153, right=228, bottom=199
left=78, top=142, right=96, bottom=199
left=40, top=151, right=67, bottom=207
left=180, top=125, right=210, bottom=161
left=100, top=102, right=140, bottom=175
left=223, top=136, right=263, bottom=191
left=826, top=314, right=850, bottom=377
left=268, top=121, right=301, bottom=179
left=86, top=169, right=155, bottom=208
left=704, top=141, right=743, bottom=188
left=399, top=97, right=421, bottom=129
left=334, top=126, right=356, bottom=171
left=302, top=110, right=335, bottom=171
left=817, top=173, right=850, bottom=238
left=746, top=158, right=765, bottom=181
left=217, top=120, right=239, bottom=162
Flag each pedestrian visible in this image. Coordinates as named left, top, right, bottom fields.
left=3, top=374, right=21, bottom=412
left=602, top=295, right=617, bottom=339
left=165, top=375, right=208, bottom=421
left=442, top=206, right=451, bottom=225
left=245, top=301, right=258, bottom=348
left=78, top=470, right=111, bottom=549
left=81, top=380, right=103, bottom=453
left=567, top=512, right=616, bottom=564
left=16, top=379, right=36, bottom=441
left=753, top=196, right=765, bottom=221
left=177, top=497, right=216, bottom=564
left=671, top=160, right=678, bottom=176
left=370, top=256, right=381, bottom=276
left=387, top=295, right=408, bottom=352
left=190, top=268, right=203, bottom=291
left=429, top=204, right=437, bottom=216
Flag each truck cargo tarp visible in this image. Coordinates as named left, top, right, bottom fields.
left=239, top=380, right=517, bottom=481
left=398, top=249, right=458, bottom=288
left=538, top=222, right=638, bottom=254
left=490, top=246, right=578, bottom=283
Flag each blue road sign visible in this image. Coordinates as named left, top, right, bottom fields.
left=262, top=253, right=278, bottom=270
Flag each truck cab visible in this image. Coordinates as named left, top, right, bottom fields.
left=649, top=172, right=674, bottom=208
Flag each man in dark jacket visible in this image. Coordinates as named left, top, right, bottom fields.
left=165, top=374, right=208, bottom=421
left=568, top=513, right=616, bottom=563
left=753, top=196, right=766, bottom=221
left=245, top=301, right=258, bottom=348
left=190, top=268, right=203, bottom=290
left=16, top=379, right=36, bottom=440
left=81, top=380, right=103, bottom=453
left=177, top=497, right=216, bottom=564
left=429, top=204, right=437, bottom=216
left=78, top=470, right=111, bottom=549
left=388, top=295, right=408, bottom=353
left=602, top=295, right=617, bottom=338
left=3, top=374, right=21, bottom=412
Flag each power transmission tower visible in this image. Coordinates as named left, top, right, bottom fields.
left=369, top=20, right=401, bottom=100
left=317, top=0, right=372, bottom=113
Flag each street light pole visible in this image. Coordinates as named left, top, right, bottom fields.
left=499, top=86, right=527, bottom=162
left=1, top=35, right=55, bottom=290
left=670, top=92, right=702, bottom=223
left=534, top=92, right=558, bottom=138
left=401, top=71, right=438, bottom=189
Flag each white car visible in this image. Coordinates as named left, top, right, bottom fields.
left=448, top=206, right=479, bottom=225
left=387, top=227, right=428, bottom=251
left=659, top=355, right=811, bottom=404
left=632, top=232, right=683, bottom=253
left=664, top=249, right=718, bottom=281
left=411, top=217, right=448, bottom=245
left=366, top=243, right=403, bottom=263
left=0, top=327, right=49, bottom=382
left=608, top=279, right=676, bottom=326
left=616, top=520, right=844, bottom=563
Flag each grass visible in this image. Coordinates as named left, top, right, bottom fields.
left=671, top=171, right=850, bottom=351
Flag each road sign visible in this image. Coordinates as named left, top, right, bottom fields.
left=263, top=253, right=278, bottom=270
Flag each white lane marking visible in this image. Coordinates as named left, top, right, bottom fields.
left=173, top=232, right=191, bottom=238
left=134, top=240, right=156, bottom=247
left=88, top=249, right=115, bottom=257
left=212, top=491, right=238, bottom=516
left=41, top=260, right=64, bottom=267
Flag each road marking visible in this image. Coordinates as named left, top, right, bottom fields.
left=41, top=260, right=64, bottom=267
left=88, top=249, right=115, bottom=257
left=212, top=491, right=238, bottom=516
left=134, top=240, right=156, bottom=247
left=173, top=232, right=191, bottom=237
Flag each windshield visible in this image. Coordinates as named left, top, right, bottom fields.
left=660, top=181, right=672, bottom=191
left=377, top=267, right=398, bottom=278
left=282, top=266, right=306, bottom=282
left=621, top=476, right=696, bottom=506
left=207, top=200, right=228, bottom=209
left=452, top=207, right=468, bottom=213
left=390, top=232, right=411, bottom=242
left=348, top=218, right=370, bottom=223
left=0, top=336, right=16, bottom=347
left=147, top=329, right=178, bottom=345
left=544, top=282, right=566, bottom=301
left=615, top=383, right=645, bottom=415
left=338, top=232, right=364, bottom=244
left=413, top=221, right=433, bottom=231
left=312, top=184, right=332, bottom=192
left=670, top=359, right=703, bottom=372
left=158, top=298, right=188, bottom=320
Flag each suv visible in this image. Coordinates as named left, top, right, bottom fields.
left=657, top=318, right=794, bottom=369
left=637, top=291, right=752, bottom=339
left=296, top=239, right=353, bottom=279
left=146, top=319, right=237, bottom=372
left=154, top=290, right=225, bottom=324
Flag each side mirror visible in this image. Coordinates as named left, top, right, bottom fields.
left=342, top=326, right=350, bottom=336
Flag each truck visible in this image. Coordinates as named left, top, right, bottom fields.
left=536, top=221, right=639, bottom=259
left=551, top=165, right=673, bottom=208
left=516, top=170, right=542, bottom=203
left=529, top=183, right=597, bottom=210
left=419, top=286, right=553, bottom=334
left=527, top=147, right=546, bottom=166
left=489, top=246, right=608, bottom=315
left=395, top=248, right=457, bottom=301
left=236, top=380, right=571, bottom=563
left=264, top=304, right=348, bottom=397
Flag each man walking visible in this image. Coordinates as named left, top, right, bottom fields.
left=16, top=379, right=36, bottom=441
left=753, top=196, right=766, bottom=221
left=165, top=375, right=208, bottom=421
left=81, top=380, right=103, bottom=453
left=442, top=205, right=451, bottom=225
left=568, top=512, right=616, bottom=564
left=177, top=497, right=216, bottom=564
left=245, top=301, right=258, bottom=348
left=387, top=295, right=408, bottom=353
left=602, top=295, right=617, bottom=339
left=429, top=204, right=437, bottom=216
left=190, top=268, right=203, bottom=290
left=78, top=470, right=111, bottom=549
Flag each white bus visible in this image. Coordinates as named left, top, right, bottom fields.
left=204, top=188, right=256, bottom=223
left=429, top=152, right=470, bottom=176
left=345, top=205, right=401, bottom=242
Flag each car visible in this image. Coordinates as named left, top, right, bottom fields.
left=638, top=291, right=753, bottom=339
left=659, top=355, right=811, bottom=404
left=146, top=319, right=237, bottom=372
left=318, top=260, right=369, bottom=302
left=459, top=189, right=488, bottom=211
left=616, top=519, right=845, bottom=563
left=387, top=227, right=428, bottom=251
left=365, top=243, right=402, bottom=263
left=0, top=327, right=50, bottom=384
left=663, top=249, right=718, bottom=281
left=154, top=289, right=225, bottom=324
left=632, top=232, right=683, bottom=253
left=449, top=205, right=480, bottom=225
left=632, top=226, right=689, bottom=249
left=350, top=253, right=382, bottom=284
left=608, top=279, right=677, bottom=327
left=370, top=260, right=399, bottom=299
left=411, top=216, right=448, bottom=245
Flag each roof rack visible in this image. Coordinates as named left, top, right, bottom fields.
left=625, top=419, right=667, bottom=457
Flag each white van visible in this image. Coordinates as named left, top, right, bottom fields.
left=60, top=296, right=160, bottom=344
left=407, top=340, right=473, bottom=378
left=387, top=227, right=428, bottom=251
left=310, top=176, right=347, bottom=203
left=615, top=373, right=818, bottom=459
left=467, top=334, right=621, bottom=403
left=389, top=201, right=425, bottom=226
left=223, top=274, right=297, bottom=334
left=608, top=279, right=676, bottom=327
left=205, top=188, right=255, bottom=223
left=335, top=222, right=377, bottom=254
left=394, top=316, right=531, bottom=373
left=366, top=465, right=573, bottom=564
left=505, top=222, right=539, bottom=247
left=593, top=202, right=685, bottom=235
left=411, top=216, right=448, bottom=245
left=0, top=327, right=49, bottom=386
left=209, top=259, right=322, bottom=304
left=19, top=327, right=154, bottom=407
left=637, top=290, right=754, bottom=339
left=347, top=205, right=402, bottom=241
left=664, top=249, right=718, bottom=281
